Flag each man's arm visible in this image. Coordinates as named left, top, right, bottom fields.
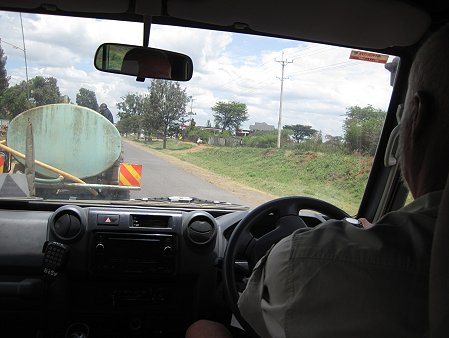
left=238, top=235, right=293, bottom=338
left=238, top=215, right=432, bottom=338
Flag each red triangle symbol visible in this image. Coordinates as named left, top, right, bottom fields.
left=105, top=217, right=111, bottom=223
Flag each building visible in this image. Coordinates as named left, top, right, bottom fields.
left=235, top=128, right=250, bottom=137
left=249, top=122, right=275, bottom=132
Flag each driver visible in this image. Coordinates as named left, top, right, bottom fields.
left=186, top=23, right=449, bottom=338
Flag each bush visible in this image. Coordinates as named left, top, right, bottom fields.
left=184, top=128, right=215, bottom=142
left=243, top=130, right=292, bottom=148
left=291, top=139, right=347, bottom=154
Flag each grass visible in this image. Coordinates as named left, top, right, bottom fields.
left=144, top=139, right=196, bottom=151
left=139, top=139, right=373, bottom=215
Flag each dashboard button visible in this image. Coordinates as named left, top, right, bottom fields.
left=98, top=214, right=119, bottom=225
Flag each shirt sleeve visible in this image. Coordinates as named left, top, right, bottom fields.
left=238, top=235, right=293, bottom=338
left=238, top=216, right=433, bottom=338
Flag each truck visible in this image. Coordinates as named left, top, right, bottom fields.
left=0, top=103, right=141, bottom=200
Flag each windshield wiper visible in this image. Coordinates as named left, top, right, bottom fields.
left=129, top=196, right=248, bottom=209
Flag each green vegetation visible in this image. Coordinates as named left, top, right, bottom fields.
left=284, top=124, right=318, bottom=142
left=244, top=130, right=292, bottom=148
left=343, top=105, right=386, bottom=155
left=182, top=126, right=216, bottom=142
left=212, top=101, right=249, bottom=132
left=95, top=44, right=129, bottom=71
left=143, top=139, right=372, bottom=214
left=145, top=139, right=195, bottom=151
left=0, top=76, right=64, bottom=118
left=116, top=80, right=189, bottom=149
left=0, top=41, right=9, bottom=97
left=76, top=88, right=99, bottom=111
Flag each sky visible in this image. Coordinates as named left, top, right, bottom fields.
left=0, top=11, right=394, bottom=137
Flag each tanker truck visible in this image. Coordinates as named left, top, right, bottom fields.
left=0, top=103, right=141, bottom=200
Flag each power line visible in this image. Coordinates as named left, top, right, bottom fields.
left=290, top=61, right=361, bottom=78
left=210, top=45, right=326, bottom=95
left=287, top=45, right=334, bottom=61
left=227, top=59, right=362, bottom=102
left=223, top=47, right=339, bottom=100
left=216, top=60, right=277, bottom=92
left=0, top=13, right=30, bottom=100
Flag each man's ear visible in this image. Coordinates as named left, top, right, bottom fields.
left=410, top=91, right=432, bottom=137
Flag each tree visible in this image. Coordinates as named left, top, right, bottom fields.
left=0, top=76, right=65, bottom=119
left=116, top=93, right=146, bottom=135
left=212, top=101, right=249, bottom=132
left=206, top=119, right=212, bottom=128
left=343, top=105, right=386, bottom=155
left=117, top=93, right=144, bottom=119
left=325, top=134, right=343, bottom=145
left=147, top=79, right=189, bottom=149
left=0, top=82, right=31, bottom=118
left=29, top=76, right=62, bottom=106
left=116, top=116, right=140, bottom=137
left=283, top=124, right=318, bottom=142
left=0, top=41, right=9, bottom=96
left=76, top=88, right=99, bottom=111
left=323, top=134, right=344, bottom=151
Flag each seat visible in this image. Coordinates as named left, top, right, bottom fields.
left=429, top=174, right=449, bottom=337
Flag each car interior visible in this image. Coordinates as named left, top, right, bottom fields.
left=1, top=0, right=449, bottom=337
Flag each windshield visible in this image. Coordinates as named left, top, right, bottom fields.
left=0, top=12, right=395, bottom=214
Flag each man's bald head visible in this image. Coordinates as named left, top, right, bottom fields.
left=407, top=25, right=449, bottom=115
left=399, top=24, right=449, bottom=198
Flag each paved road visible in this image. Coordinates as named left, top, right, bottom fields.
left=121, top=141, right=250, bottom=206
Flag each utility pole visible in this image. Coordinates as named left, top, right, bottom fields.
left=19, top=13, right=30, bottom=100
left=189, top=96, right=195, bottom=115
left=276, top=52, right=292, bottom=148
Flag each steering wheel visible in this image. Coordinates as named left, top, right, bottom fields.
left=223, top=196, right=349, bottom=336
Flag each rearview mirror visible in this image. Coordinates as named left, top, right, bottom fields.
left=94, top=43, right=193, bottom=81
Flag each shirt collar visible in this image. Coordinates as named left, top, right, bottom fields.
left=401, top=190, right=443, bottom=215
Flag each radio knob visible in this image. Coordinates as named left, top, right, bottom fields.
left=163, top=246, right=173, bottom=255
left=96, top=243, right=105, bottom=252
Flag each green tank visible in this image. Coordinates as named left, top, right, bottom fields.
left=8, top=104, right=122, bottom=179
left=6, top=104, right=132, bottom=199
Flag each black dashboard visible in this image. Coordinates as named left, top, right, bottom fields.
left=0, top=200, right=326, bottom=337
left=0, top=202, right=247, bottom=337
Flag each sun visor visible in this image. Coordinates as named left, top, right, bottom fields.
left=167, top=0, right=431, bottom=49
left=0, top=0, right=129, bottom=13
left=135, top=0, right=163, bottom=16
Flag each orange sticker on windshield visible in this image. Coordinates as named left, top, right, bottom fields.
left=349, top=50, right=389, bottom=64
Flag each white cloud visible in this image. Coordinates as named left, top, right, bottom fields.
left=1, top=11, right=394, bottom=136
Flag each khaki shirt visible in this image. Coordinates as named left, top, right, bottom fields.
left=238, top=191, right=442, bottom=338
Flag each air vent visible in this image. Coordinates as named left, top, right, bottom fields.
left=185, top=216, right=216, bottom=247
left=50, top=206, right=86, bottom=242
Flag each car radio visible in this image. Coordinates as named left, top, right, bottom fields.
left=92, top=232, right=177, bottom=275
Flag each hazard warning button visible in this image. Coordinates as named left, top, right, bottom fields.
left=98, top=214, right=119, bottom=226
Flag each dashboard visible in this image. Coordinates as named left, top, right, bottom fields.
left=0, top=202, right=247, bottom=337
left=0, top=201, right=325, bottom=337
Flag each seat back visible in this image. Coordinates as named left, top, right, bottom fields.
left=429, top=174, right=449, bottom=337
